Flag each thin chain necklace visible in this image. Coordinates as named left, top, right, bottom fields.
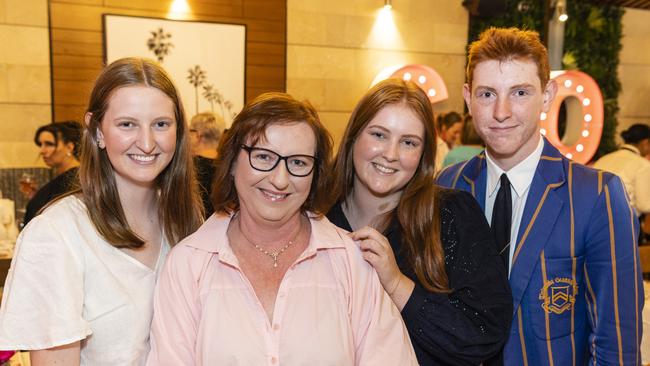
left=238, top=217, right=302, bottom=268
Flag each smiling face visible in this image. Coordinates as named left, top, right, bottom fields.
left=352, top=103, right=425, bottom=199
left=233, top=122, right=316, bottom=225
left=464, top=58, right=556, bottom=170
left=95, top=85, right=177, bottom=191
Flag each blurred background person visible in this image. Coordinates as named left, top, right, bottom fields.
left=23, top=121, right=82, bottom=226
left=189, top=111, right=226, bottom=218
left=437, top=111, right=463, bottom=149
left=435, top=130, right=449, bottom=174
left=327, top=79, right=512, bottom=365
left=147, top=92, right=417, bottom=365
left=442, top=115, right=484, bottom=168
left=435, top=111, right=463, bottom=172
left=593, top=123, right=650, bottom=218
left=0, top=57, right=202, bottom=365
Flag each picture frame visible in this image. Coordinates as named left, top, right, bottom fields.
left=103, top=14, right=246, bottom=125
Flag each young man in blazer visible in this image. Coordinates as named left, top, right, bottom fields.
left=437, top=27, right=643, bottom=365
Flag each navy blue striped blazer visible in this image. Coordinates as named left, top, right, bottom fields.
left=437, top=138, right=643, bottom=365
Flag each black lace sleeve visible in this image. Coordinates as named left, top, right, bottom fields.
left=400, top=189, right=513, bottom=365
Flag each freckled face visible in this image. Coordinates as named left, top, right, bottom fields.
left=352, top=103, right=425, bottom=199
left=464, top=59, right=556, bottom=167
left=96, top=85, right=177, bottom=190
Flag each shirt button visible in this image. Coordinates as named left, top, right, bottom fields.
left=278, top=292, right=285, bottom=298
left=273, top=324, right=280, bottom=331
left=271, top=356, right=278, bottom=364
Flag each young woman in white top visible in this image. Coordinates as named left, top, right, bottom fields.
left=0, top=57, right=203, bottom=366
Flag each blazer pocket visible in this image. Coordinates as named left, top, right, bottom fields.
left=530, top=255, right=585, bottom=340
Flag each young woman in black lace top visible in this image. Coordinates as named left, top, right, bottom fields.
left=326, top=78, right=512, bottom=365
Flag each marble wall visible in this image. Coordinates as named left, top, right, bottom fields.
left=0, top=0, right=51, bottom=168
left=618, top=7, right=650, bottom=141
left=286, top=0, right=469, bottom=145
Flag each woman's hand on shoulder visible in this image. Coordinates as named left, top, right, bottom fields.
left=348, top=226, right=401, bottom=293
left=349, top=226, right=414, bottom=310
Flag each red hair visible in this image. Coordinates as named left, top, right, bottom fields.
left=467, top=27, right=550, bottom=89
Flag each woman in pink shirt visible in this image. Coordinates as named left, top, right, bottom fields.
left=146, top=92, right=418, bottom=366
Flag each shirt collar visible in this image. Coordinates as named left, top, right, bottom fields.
left=183, top=212, right=348, bottom=255
left=486, top=135, right=544, bottom=198
left=620, top=144, right=641, bottom=155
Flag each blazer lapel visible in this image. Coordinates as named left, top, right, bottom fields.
left=508, top=140, right=566, bottom=316
left=460, top=153, right=487, bottom=211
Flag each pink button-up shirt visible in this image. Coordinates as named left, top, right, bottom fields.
left=146, top=213, right=417, bottom=366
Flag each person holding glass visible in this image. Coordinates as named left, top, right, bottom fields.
left=0, top=57, right=203, bottom=365
left=327, top=78, right=512, bottom=365
left=146, top=92, right=417, bottom=365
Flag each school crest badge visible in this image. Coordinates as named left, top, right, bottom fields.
left=539, top=277, right=578, bottom=314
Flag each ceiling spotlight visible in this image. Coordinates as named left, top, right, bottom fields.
left=384, top=0, right=392, bottom=10
left=517, top=1, right=531, bottom=13
left=554, top=0, right=568, bottom=22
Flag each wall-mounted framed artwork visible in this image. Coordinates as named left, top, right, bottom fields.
left=103, top=14, right=246, bottom=125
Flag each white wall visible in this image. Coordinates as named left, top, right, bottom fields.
left=618, top=7, right=650, bottom=142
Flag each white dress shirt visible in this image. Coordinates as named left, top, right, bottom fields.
left=435, top=137, right=449, bottom=174
left=484, top=136, right=544, bottom=275
left=593, top=144, right=650, bottom=215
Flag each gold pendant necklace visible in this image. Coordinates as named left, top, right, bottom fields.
left=238, top=217, right=302, bottom=268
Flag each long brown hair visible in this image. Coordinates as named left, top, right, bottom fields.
left=211, top=92, right=333, bottom=215
left=80, top=57, right=202, bottom=248
left=331, top=78, right=448, bottom=292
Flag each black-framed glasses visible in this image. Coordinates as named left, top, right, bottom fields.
left=240, top=145, right=317, bottom=177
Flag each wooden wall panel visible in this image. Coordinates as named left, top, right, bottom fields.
left=50, top=0, right=286, bottom=121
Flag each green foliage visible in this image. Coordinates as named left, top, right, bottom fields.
left=468, top=0, right=544, bottom=47
left=467, top=0, right=623, bottom=160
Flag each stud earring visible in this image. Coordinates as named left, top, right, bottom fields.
left=97, top=140, right=105, bottom=149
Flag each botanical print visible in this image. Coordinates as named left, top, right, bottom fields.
left=147, top=28, right=173, bottom=63
left=104, top=15, right=245, bottom=126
